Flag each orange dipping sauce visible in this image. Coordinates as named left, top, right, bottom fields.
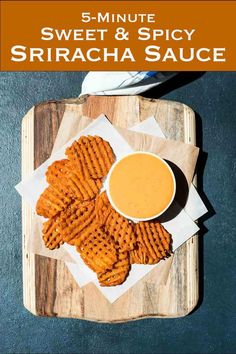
left=108, top=152, right=175, bottom=220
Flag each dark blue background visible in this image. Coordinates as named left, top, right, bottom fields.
left=0, top=72, right=235, bottom=354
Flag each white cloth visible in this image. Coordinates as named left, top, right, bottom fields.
left=81, top=71, right=177, bottom=96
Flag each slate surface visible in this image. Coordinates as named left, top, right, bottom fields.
left=0, top=72, right=235, bottom=354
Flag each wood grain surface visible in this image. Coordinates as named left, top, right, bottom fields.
left=22, top=95, right=198, bottom=321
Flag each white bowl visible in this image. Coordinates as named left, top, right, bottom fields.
left=106, top=151, right=176, bottom=222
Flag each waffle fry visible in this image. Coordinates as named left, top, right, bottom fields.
left=95, top=191, right=112, bottom=225
left=36, top=185, right=72, bottom=218
left=135, top=221, right=172, bottom=262
left=105, top=209, right=136, bottom=251
left=58, top=200, right=96, bottom=246
left=66, top=136, right=115, bottom=179
left=77, top=227, right=117, bottom=273
left=68, top=169, right=102, bottom=201
left=95, top=192, right=136, bottom=251
left=46, top=159, right=69, bottom=182
left=129, top=244, right=159, bottom=264
left=46, top=159, right=102, bottom=201
left=98, top=251, right=130, bottom=286
left=42, top=215, right=64, bottom=250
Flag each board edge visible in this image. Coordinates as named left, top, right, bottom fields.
left=22, top=107, right=37, bottom=316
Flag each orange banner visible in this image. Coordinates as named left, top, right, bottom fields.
left=1, top=0, right=236, bottom=70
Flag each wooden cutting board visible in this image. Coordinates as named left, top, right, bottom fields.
left=22, top=95, right=198, bottom=321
